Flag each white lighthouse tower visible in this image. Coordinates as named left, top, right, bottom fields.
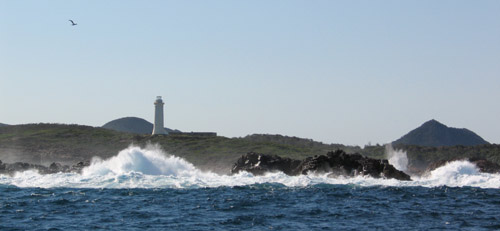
left=152, top=96, right=168, bottom=135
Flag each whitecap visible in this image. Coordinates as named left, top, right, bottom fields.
left=1, top=146, right=500, bottom=189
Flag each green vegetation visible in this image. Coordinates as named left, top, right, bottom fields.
left=128, top=134, right=362, bottom=173
left=1, top=124, right=499, bottom=174
left=0, top=124, right=350, bottom=173
left=0, top=123, right=133, bottom=165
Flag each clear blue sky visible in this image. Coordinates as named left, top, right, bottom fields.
left=1, top=1, right=499, bottom=145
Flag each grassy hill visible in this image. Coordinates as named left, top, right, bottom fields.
left=0, top=124, right=354, bottom=174
left=0, top=123, right=133, bottom=165
left=1, top=123, right=499, bottom=174
left=102, top=117, right=181, bottom=134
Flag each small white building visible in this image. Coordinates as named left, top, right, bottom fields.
left=152, top=96, right=168, bottom=135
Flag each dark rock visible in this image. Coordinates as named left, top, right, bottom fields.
left=49, top=162, right=62, bottom=169
left=70, top=161, right=90, bottom=173
left=48, top=162, right=70, bottom=173
left=231, top=152, right=301, bottom=176
left=1, top=162, right=49, bottom=174
left=0, top=160, right=90, bottom=175
left=471, top=158, right=500, bottom=173
left=231, top=150, right=411, bottom=181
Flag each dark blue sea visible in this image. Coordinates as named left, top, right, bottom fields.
left=2, top=147, right=500, bottom=230
left=1, top=185, right=500, bottom=230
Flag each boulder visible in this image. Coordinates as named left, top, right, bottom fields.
left=70, top=161, right=90, bottom=173
left=231, top=152, right=301, bottom=176
left=48, top=162, right=71, bottom=173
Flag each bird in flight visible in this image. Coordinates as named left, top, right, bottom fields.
left=68, top=20, right=77, bottom=26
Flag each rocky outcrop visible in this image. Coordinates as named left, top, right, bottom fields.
left=426, top=158, right=500, bottom=174
left=231, top=153, right=302, bottom=176
left=70, top=161, right=91, bottom=173
left=0, top=160, right=90, bottom=175
left=231, top=150, right=411, bottom=181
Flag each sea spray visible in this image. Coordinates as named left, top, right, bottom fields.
left=385, top=144, right=408, bottom=172
left=82, top=146, right=197, bottom=176
left=1, top=146, right=500, bottom=189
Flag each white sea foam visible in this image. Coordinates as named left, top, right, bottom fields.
left=82, top=146, right=197, bottom=177
left=1, top=146, right=500, bottom=189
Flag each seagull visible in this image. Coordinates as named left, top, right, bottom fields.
left=69, top=20, right=77, bottom=26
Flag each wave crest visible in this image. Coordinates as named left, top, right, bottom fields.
left=82, top=146, right=196, bottom=176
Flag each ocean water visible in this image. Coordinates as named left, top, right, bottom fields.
left=1, top=147, right=500, bottom=230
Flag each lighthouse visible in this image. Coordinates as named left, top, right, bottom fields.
left=152, top=96, right=168, bottom=135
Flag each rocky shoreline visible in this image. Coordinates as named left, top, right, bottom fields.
left=231, top=150, right=412, bottom=181
left=0, top=160, right=90, bottom=175
left=2, top=149, right=500, bottom=180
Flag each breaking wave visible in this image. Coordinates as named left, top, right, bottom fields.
left=1, top=146, right=500, bottom=189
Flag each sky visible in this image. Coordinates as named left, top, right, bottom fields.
left=1, top=1, right=499, bottom=146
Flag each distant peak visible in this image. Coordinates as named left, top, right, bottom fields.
left=393, top=119, right=489, bottom=147
left=422, top=119, right=447, bottom=128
